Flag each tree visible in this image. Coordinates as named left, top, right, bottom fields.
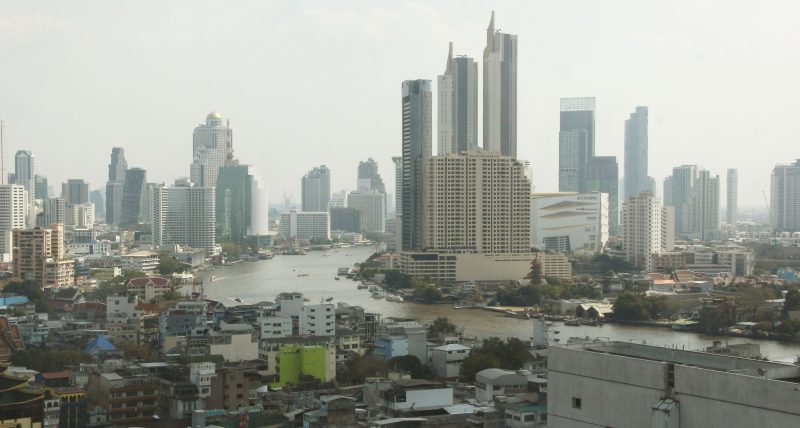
left=388, top=355, right=432, bottom=379
left=3, top=280, right=45, bottom=311
left=459, top=352, right=500, bottom=382
left=776, top=319, right=800, bottom=336
left=117, top=341, right=157, bottom=361
left=735, top=285, right=775, bottom=322
left=785, top=288, right=800, bottom=312
left=529, top=259, right=543, bottom=285
left=156, top=253, right=184, bottom=276
left=336, top=355, right=388, bottom=385
left=612, top=292, right=649, bottom=320
left=221, top=242, right=247, bottom=259
left=12, top=347, right=92, bottom=372
left=429, top=317, right=457, bottom=338
left=415, top=284, right=442, bottom=303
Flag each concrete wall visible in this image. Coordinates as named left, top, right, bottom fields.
left=390, top=388, right=453, bottom=411
left=455, top=253, right=532, bottom=281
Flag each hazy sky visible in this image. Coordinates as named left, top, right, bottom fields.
left=2, top=1, right=798, bottom=208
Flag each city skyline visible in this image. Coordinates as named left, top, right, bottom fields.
left=2, top=2, right=798, bottom=207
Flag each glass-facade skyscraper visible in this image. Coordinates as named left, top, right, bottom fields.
left=401, top=79, right=432, bottom=251
left=438, top=42, right=478, bottom=155
left=558, top=97, right=595, bottom=192
left=483, top=12, right=518, bottom=158
left=624, top=106, right=650, bottom=200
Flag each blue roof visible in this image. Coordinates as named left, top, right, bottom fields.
left=84, top=335, right=117, bottom=353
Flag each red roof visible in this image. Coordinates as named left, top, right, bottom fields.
left=127, top=277, right=172, bottom=288
left=41, top=371, right=71, bottom=380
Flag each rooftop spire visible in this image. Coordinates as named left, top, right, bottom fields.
left=487, top=11, right=495, bottom=43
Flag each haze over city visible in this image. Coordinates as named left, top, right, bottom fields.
left=2, top=0, right=798, bottom=206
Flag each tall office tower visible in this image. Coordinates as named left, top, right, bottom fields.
left=357, top=158, right=386, bottom=194
left=392, top=156, right=403, bottom=214
left=105, top=147, right=127, bottom=226
left=36, top=197, right=65, bottom=228
left=558, top=97, right=596, bottom=192
left=585, top=156, right=620, bottom=235
left=14, top=151, right=34, bottom=202
left=190, top=111, right=233, bottom=188
left=34, top=175, right=48, bottom=199
left=347, top=191, right=386, bottom=234
left=727, top=168, right=738, bottom=224
left=90, top=189, right=105, bottom=220
left=483, top=12, right=518, bottom=157
left=0, top=185, right=26, bottom=262
left=120, top=168, right=147, bottom=228
left=425, top=151, right=530, bottom=253
left=770, top=160, right=800, bottom=232
left=623, top=107, right=652, bottom=200
left=665, top=165, right=698, bottom=238
left=401, top=79, right=432, bottom=251
left=622, top=192, right=673, bottom=272
left=216, top=164, right=269, bottom=242
left=0, top=121, right=7, bottom=185
left=438, top=42, right=478, bottom=155
left=662, top=177, right=674, bottom=207
left=62, top=179, right=89, bottom=206
left=691, top=169, right=720, bottom=241
left=301, top=165, right=331, bottom=212
left=151, top=182, right=216, bottom=255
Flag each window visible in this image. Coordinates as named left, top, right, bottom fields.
left=572, top=397, right=582, bottom=409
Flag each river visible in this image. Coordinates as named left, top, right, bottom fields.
left=189, top=246, right=800, bottom=363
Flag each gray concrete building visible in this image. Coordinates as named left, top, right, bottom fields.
left=438, top=42, right=478, bottom=155
left=483, top=11, right=518, bottom=158
left=558, top=97, right=595, bottom=193
left=301, top=165, right=330, bottom=212
left=623, top=106, right=653, bottom=200
left=727, top=168, right=738, bottom=225
left=770, top=160, right=800, bottom=232
left=548, top=341, right=800, bottom=428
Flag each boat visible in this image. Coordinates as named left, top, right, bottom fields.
left=234, top=298, right=243, bottom=303
left=303, top=297, right=311, bottom=302
left=564, top=318, right=581, bottom=326
left=334, top=277, right=340, bottom=281
left=210, top=275, right=217, bottom=282
left=297, top=273, right=309, bottom=277
left=357, top=284, right=368, bottom=289
left=337, top=267, right=350, bottom=276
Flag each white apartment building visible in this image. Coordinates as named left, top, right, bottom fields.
left=530, top=192, right=609, bottom=254
left=151, top=183, right=216, bottom=256
left=346, top=191, right=386, bottom=234
left=0, top=184, right=27, bottom=262
left=190, top=112, right=233, bottom=188
left=189, top=362, right=216, bottom=399
left=258, top=316, right=293, bottom=339
left=278, top=209, right=329, bottom=241
left=425, top=151, right=530, bottom=253
left=622, top=192, right=674, bottom=272
left=118, top=250, right=160, bottom=272
left=276, top=292, right=304, bottom=318
left=299, top=303, right=335, bottom=337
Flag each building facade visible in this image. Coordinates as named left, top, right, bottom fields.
left=120, top=167, right=147, bottom=228
left=622, top=192, right=674, bottom=272
left=585, top=156, right=619, bottom=235
left=105, top=147, right=127, bottom=226
left=530, top=192, right=609, bottom=253
left=483, top=12, right=518, bottom=158
left=151, top=183, right=216, bottom=255
left=0, top=184, right=26, bottom=261
left=301, top=165, right=331, bottom=212
left=623, top=106, right=651, bottom=201
left=438, top=42, right=478, bottom=155
left=190, top=111, right=233, bottom=188
left=215, top=164, right=268, bottom=243
left=278, top=209, right=330, bottom=241
left=558, top=97, right=595, bottom=193
left=346, top=191, right=385, bottom=234
left=770, top=160, right=800, bottom=232
left=400, top=79, right=432, bottom=251
left=727, top=168, right=738, bottom=224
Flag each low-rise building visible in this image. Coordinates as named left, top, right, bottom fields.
left=532, top=252, right=572, bottom=279
left=86, top=371, right=159, bottom=427
left=401, top=252, right=534, bottom=282
left=126, top=276, right=173, bottom=302
left=118, top=250, right=159, bottom=272
left=430, top=344, right=470, bottom=378
left=475, top=368, right=530, bottom=403
left=299, top=303, right=335, bottom=337
left=208, top=322, right=258, bottom=362
left=381, top=379, right=453, bottom=417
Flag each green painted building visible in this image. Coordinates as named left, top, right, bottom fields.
left=274, top=345, right=327, bottom=387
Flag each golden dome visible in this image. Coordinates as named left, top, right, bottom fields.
left=207, top=111, right=222, bottom=120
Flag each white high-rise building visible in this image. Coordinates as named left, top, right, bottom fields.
left=425, top=151, right=530, bottom=254
left=482, top=11, right=518, bottom=158
left=278, top=209, right=330, bottom=241
left=531, top=192, right=609, bottom=254
left=0, top=121, right=8, bottom=185
left=152, top=182, right=216, bottom=255
left=0, top=184, right=27, bottom=262
left=727, top=168, right=738, bottom=225
left=190, top=112, right=233, bottom=188
left=347, top=191, right=386, bottom=234
left=438, top=42, right=478, bottom=155
left=622, top=192, right=673, bottom=272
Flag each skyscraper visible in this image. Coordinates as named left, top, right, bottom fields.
left=347, top=191, right=386, bottom=234
left=0, top=185, right=26, bottom=262
left=727, top=168, right=738, bottom=224
left=301, top=165, right=331, bottom=212
left=401, top=79, right=432, bottom=251
left=438, top=42, right=478, bottom=155
left=585, top=156, right=620, bottom=235
left=14, top=151, right=34, bottom=202
left=483, top=12, right=518, bottom=158
left=691, top=169, right=720, bottom=241
left=0, top=121, right=8, bottom=185
left=190, top=112, right=233, bottom=188
left=36, top=197, right=65, bottom=228
left=357, top=158, right=386, bottom=194
left=665, top=165, right=698, bottom=237
left=34, top=175, right=48, bottom=199
left=623, top=107, right=651, bottom=200
left=558, top=97, right=595, bottom=192
left=62, top=179, right=89, bottom=206
left=120, top=168, right=146, bottom=228
left=216, top=164, right=268, bottom=242
left=152, top=182, right=216, bottom=255
left=770, top=160, right=800, bottom=232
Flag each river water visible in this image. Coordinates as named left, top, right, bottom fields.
left=190, top=246, right=800, bottom=362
